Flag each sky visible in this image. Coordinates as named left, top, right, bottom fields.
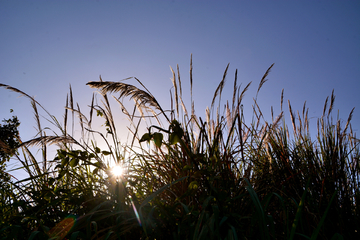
left=1, top=1, right=360, bottom=177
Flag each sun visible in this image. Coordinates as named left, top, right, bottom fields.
left=111, top=165, right=124, bottom=177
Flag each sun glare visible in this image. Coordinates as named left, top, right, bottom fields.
left=111, top=165, right=124, bottom=177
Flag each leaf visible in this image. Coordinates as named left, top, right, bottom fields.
left=169, top=132, right=181, bottom=145
left=330, top=233, right=344, bottom=240
left=61, top=156, right=70, bottom=167
left=58, top=170, right=66, bottom=179
left=290, top=178, right=310, bottom=240
left=96, top=110, right=103, bottom=117
left=103, top=231, right=115, bottom=240
left=170, top=119, right=184, bottom=137
left=140, top=176, right=188, bottom=208
left=106, top=127, right=112, bottom=134
left=245, top=179, right=269, bottom=240
left=95, top=147, right=101, bottom=153
left=102, top=150, right=111, bottom=156
left=168, top=120, right=184, bottom=145
left=193, top=196, right=215, bottom=239
left=68, top=150, right=79, bottom=158
left=310, top=190, right=337, bottom=240
left=139, top=133, right=152, bottom=143
left=57, top=149, right=67, bottom=159
left=182, top=165, right=192, bottom=171
left=152, top=132, right=163, bottom=148
left=70, top=158, right=79, bottom=167
left=188, top=181, right=199, bottom=190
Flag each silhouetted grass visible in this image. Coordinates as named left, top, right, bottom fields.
left=0, top=57, right=359, bottom=239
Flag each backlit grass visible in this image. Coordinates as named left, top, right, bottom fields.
left=0, top=57, right=359, bottom=239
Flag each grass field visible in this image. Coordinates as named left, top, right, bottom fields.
left=1, top=58, right=359, bottom=239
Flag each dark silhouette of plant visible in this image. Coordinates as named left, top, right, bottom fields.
left=0, top=112, right=21, bottom=228
left=0, top=58, right=359, bottom=239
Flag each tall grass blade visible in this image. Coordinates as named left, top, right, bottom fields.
left=289, top=179, right=310, bottom=240
left=310, top=190, right=337, bottom=240
left=245, top=179, right=269, bottom=240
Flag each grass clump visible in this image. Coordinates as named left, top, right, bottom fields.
left=0, top=57, right=359, bottom=239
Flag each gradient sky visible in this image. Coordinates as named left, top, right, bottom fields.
left=1, top=1, right=360, bottom=173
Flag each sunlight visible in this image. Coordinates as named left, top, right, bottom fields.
left=111, top=165, right=124, bottom=178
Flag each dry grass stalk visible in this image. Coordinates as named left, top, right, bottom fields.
left=253, top=107, right=261, bottom=130
left=170, top=66, right=179, bottom=119
left=88, top=93, right=95, bottom=127
left=297, top=110, right=302, bottom=136
left=253, top=98, right=265, bottom=131
left=191, top=101, right=196, bottom=126
left=77, top=103, right=84, bottom=134
left=328, top=89, right=335, bottom=116
left=20, top=135, right=76, bottom=147
left=211, top=63, right=229, bottom=109
left=0, top=83, right=58, bottom=128
left=232, top=69, right=238, bottom=113
left=305, top=108, right=309, bottom=134
left=102, top=97, right=117, bottom=134
left=113, top=97, right=131, bottom=121
left=86, top=80, right=163, bottom=116
left=148, top=106, right=162, bottom=126
left=0, top=83, right=35, bottom=102
left=64, top=94, right=68, bottom=136
left=280, top=88, right=284, bottom=111
left=170, top=88, right=174, bottom=120
left=253, top=98, right=264, bottom=120
left=64, top=107, right=89, bottom=126
left=215, top=107, right=219, bottom=133
left=272, top=111, right=283, bottom=130
left=257, top=63, right=274, bottom=95
left=190, top=54, right=194, bottom=120
left=238, top=81, right=252, bottom=108
left=343, top=107, right=355, bottom=135
left=226, top=101, right=232, bottom=132
left=69, top=85, right=74, bottom=136
left=177, top=64, right=182, bottom=98
left=30, top=99, right=48, bottom=171
left=176, top=65, right=188, bottom=117
left=31, top=100, right=41, bottom=137
left=190, top=54, right=193, bottom=97
left=288, top=100, right=296, bottom=135
left=302, top=101, right=307, bottom=119
left=180, top=98, right=188, bottom=117
left=134, top=99, right=145, bottom=122
left=323, top=96, right=329, bottom=117
left=206, top=107, right=210, bottom=126
left=206, top=107, right=211, bottom=139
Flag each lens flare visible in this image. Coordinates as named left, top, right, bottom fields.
left=47, top=215, right=76, bottom=240
left=111, top=165, right=124, bottom=177
left=130, top=196, right=141, bottom=226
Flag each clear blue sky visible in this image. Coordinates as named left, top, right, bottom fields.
left=1, top=1, right=359, bottom=151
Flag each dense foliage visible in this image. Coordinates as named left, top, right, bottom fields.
left=0, top=114, right=21, bottom=228
left=0, top=113, right=20, bottom=162
left=0, top=60, right=359, bottom=239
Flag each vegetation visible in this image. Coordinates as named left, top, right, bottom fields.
left=0, top=58, right=359, bottom=239
left=1, top=113, right=21, bottom=228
